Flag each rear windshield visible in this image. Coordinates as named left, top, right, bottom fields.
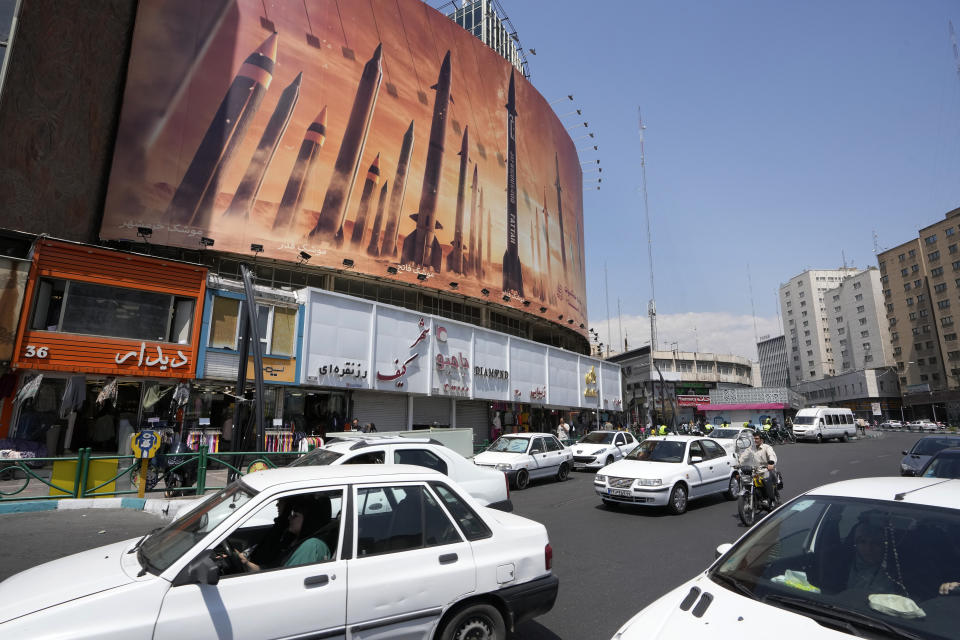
left=289, top=448, right=344, bottom=467
left=911, top=438, right=960, bottom=456
left=487, top=437, right=530, bottom=453
left=711, top=429, right=740, bottom=439
left=579, top=432, right=615, bottom=445
left=625, top=440, right=685, bottom=463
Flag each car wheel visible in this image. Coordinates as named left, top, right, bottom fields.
left=668, top=483, right=688, bottom=515
left=439, top=603, right=506, bottom=640
left=841, top=432, right=849, bottom=443
left=514, top=469, right=529, bottom=490
left=816, top=433, right=823, bottom=444
left=556, top=462, right=570, bottom=482
left=724, top=474, right=739, bottom=500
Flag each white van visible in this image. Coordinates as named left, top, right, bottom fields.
left=791, top=406, right=856, bottom=442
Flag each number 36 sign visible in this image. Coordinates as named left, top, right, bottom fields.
left=23, top=345, right=49, bottom=358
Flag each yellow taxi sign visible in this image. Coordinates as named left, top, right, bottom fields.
left=131, top=430, right=162, bottom=459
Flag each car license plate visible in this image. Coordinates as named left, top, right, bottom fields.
left=573, top=463, right=585, bottom=469
left=608, top=488, right=631, bottom=497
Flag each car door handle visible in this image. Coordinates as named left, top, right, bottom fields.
left=304, top=575, right=329, bottom=587
left=439, top=553, right=458, bottom=565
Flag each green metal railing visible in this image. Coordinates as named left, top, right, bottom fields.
left=0, top=447, right=301, bottom=502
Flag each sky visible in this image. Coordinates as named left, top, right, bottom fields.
left=474, top=0, right=960, bottom=360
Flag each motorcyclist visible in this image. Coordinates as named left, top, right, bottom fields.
left=738, top=432, right=778, bottom=508
left=658, top=424, right=668, bottom=436
left=704, top=422, right=713, bottom=435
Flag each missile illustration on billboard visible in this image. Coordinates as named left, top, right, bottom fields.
left=349, top=154, right=381, bottom=246
left=166, top=32, right=278, bottom=228
left=476, top=187, right=485, bottom=277
left=309, top=44, right=383, bottom=244
left=366, top=182, right=389, bottom=256
left=466, top=163, right=478, bottom=276
left=534, top=204, right=545, bottom=301
left=554, top=153, right=568, bottom=277
left=484, top=199, right=491, bottom=276
left=501, top=70, right=524, bottom=296
left=224, top=72, right=302, bottom=221
left=542, top=186, right=554, bottom=303
left=445, top=127, right=469, bottom=274
left=273, top=105, right=328, bottom=230
left=401, top=51, right=452, bottom=271
left=380, top=120, right=414, bottom=258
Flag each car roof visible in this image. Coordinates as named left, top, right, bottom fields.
left=581, top=430, right=624, bottom=435
left=321, top=436, right=444, bottom=451
left=930, top=447, right=960, bottom=457
left=498, top=432, right=555, bottom=439
left=241, top=464, right=443, bottom=492
left=805, top=477, right=960, bottom=509
left=646, top=435, right=701, bottom=443
left=913, top=434, right=960, bottom=442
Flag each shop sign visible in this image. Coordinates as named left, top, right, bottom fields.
left=317, top=361, right=369, bottom=380
left=439, top=382, right=469, bottom=394
left=375, top=317, right=428, bottom=389
left=131, top=430, right=162, bottom=459
left=530, top=387, right=546, bottom=401
left=436, top=352, right=469, bottom=370
left=475, top=366, right=508, bottom=379
left=436, top=326, right=448, bottom=343
left=115, top=342, right=189, bottom=371
left=584, top=366, right=598, bottom=398
left=676, top=394, right=711, bottom=407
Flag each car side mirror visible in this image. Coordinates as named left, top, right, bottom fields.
left=901, top=451, right=908, bottom=456
left=715, top=543, right=733, bottom=559
left=186, top=555, right=220, bottom=586
left=530, top=449, right=541, bottom=455
left=690, top=456, right=703, bottom=464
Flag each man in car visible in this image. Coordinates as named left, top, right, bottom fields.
left=738, top=432, right=778, bottom=507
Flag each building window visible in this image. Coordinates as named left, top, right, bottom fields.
left=949, top=228, right=956, bottom=237
left=920, top=309, right=928, bottom=318
left=835, top=316, right=843, bottom=323
left=906, top=298, right=914, bottom=306
left=889, top=317, right=897, bottom=326
left=909, top=312, right=917, bottom=320
left=932, top=267, right=944, bottom=277
left=904, top=282, right=912, bottom=291
left=929, top=250, right=941, bottom=261
left=939, top=299, right=951, bottom=310
left=935, top=283, right=948, bottom=293
left=853, top=281, right=862, bottom=289
left=925, top=234, right=938, bottom=245
left=855, top=294, right=863, bottom=301
left=856, top=305, right=865, bottom=313
left=912, top=265, right=920, bottom=273
left=899, top=253, right=906, bottom=261
left=837, top=327, right=845, bottom=335
left=805, top=339, right=812, bottom=346
left=208, top=296, right=297, bottom=356
left=917, top=293, right=926, bottom=302
left=901, top=269, right=909, bottom=277
left=864, top=354, right=873, bottom=362
left=886, top=303, right=894, bottom=312
left=834, top=305, right=841, bottom=312
left=909, top=249, right=916, bottom=258
left=31, top=278, right=195, bottom=344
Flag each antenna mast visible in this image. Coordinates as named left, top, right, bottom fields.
left=747, top=264, right=759, bottom=359
left=604, top=262, right=612, bottom=357
left=639, top=108, right=658, bottom=351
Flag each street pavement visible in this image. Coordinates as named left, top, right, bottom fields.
left=0, top=431, right=924, bottom=640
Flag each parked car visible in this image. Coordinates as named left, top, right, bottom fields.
left=905, top=420, right=940, bottom=432
left=900, top=434, right=960, bottom=476
left=473, top=432, right=572, bottom=490
left=594, top=436, right=738, bottom=515
left=570, top=430, right=639, bottom=470
left=919, top=446, right=960, bottom=479
left=791, top=406, right=856, bottom=442
left=291, top=435, right=512, bottom=510
left=879, top=419, right=903, bottom=430
left=705, top=426, right=754, bottom=457
left=609, top=477, right=960, bottom=640
left=0, top=465, right=558, bottom=639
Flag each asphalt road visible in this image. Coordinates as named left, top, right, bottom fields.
left=0, top=431, right=922, bottom=639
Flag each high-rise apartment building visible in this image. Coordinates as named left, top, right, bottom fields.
left=444, top=0, right=528, bottom=76
left=757, top=334, right=789, bottom=387
left=824, top=267, right=893, bottom=374
left=877, top=207, right=960, bottom=421
left=779, top=268, right=860, bottom=383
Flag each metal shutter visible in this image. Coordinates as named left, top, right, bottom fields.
left=456, top=400, right=491, bottom=446
left=351, top=392, right=408, bottom=431
left=412, top=396, right=452, bottom=428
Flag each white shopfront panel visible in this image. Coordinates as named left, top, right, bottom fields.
left=431, top=320, right=473, bottom=398
left=456, top=400, right=490, bottom=444
left=472, top=329, right=509, bottom=402
left=578, top=356, right=602, bottom=410
left=509, top=339, right=547, bottom=406
left=412, top=396, right=452, bottom=427
left=372, top=306, right=430, bottom=395
left=302, top=292, right=374, bottom=390
left=547, top=348, right=580, bottom=408
left=601, top=362, right=623, bottom=412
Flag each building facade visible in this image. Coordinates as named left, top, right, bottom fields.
left=756, top=334, right=789, bottom=387
left=791, top=368, right=902, bottom=423
left=824, top=267, right=893, bottom=374
left=779, top=267, right=860, bottom=383
left=443, top=0, right=528, bottom=76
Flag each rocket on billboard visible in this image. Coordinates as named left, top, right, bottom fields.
left=401, top=51, right=451, bottom=271
left=273, top=105, right=327, bottom=230
left=466, top=163, right=478, bottom=277
left=445, top=126, right=469, bottom=274
left=555, top=153, right=568, bottom=277
left=366, top=182, right=389, bottom=256
left=224, top=72, right=302, bottom=221
left=380, top=120, right=414, bottom=258
left=501, top=70, right=524, bottom=296
left=166, top=32, right=278, bottom=228
left=309, top=44, right=383, bottom=244
left=349, top=154, right=381, bottom=247
left=476, top=187, right=485, bottom=277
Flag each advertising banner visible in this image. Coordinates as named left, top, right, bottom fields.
left=676, top=394, right=711, bottom=407
left=100, top=0, right=587, bottom=334
left=579, top=357, right=601, bottom=408
left=372, top=306, right=430, bottom=395
left=432, top=319, right=472, bottom=397
left=472, top=329, right=509, bottom=402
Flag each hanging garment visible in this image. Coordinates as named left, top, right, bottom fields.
left=14, top=374, right=43, bottom=405
left=172, top=383, right=190, bottom=407
left=60, top=375, right=88, bottom=418
left=96, top=378, right=118, bottom=408
left=142, top=384, right=171, bottom=410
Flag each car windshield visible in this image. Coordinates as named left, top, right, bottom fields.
left=793, top=416, right=816, bottom=425
left=487, top=437, right=530, bottom=453
left=625, top=440, right=685, bottom=463
left=911, top=438, right=960, bottom=456
left=710, top=495, right=960, bottom=640
left=289, top=448, right=344, bottom=467
left=922, top=454, right=960, bottom=479
left=139, top=482, right=255, bottom=574
left=711, top=429, right=740, bottom=439
left=579, top=432, right=615, bottom=445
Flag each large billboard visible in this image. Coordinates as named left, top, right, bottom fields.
left=101, top=0, right=587, bottom=334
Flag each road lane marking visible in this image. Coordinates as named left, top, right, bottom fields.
left=878, top=454, right=891, bottom=458
left=849, top=460, right=860, bottom=464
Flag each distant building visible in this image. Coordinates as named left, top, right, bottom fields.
left=779, top=267, right=860, bottom=382
left=792, top=368, right=902, bottom=423
left=824, top=267, right=893, bottom=374
left=757, top=334, right=789, bottom=387
left=443, top=0, right=528, bottom=76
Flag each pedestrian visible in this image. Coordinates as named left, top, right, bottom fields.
left=351, top=418, right=361, bottom=432
left=556, top=419, right=570, bottom=442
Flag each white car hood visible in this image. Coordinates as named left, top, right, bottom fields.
left=600, top=459, right=678, bottom=478
left=474, top=451, right=526, bottom=466
left=0, top=539, right=139, bottom=623
left=615, top=574, right=853, bottom=639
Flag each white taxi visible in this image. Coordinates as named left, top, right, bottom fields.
left=594, top=436, right=738, bottom=514
left=570, top=430, right=639, bottom=470
left=473, top=432, right=573, bottom=490
left=0, top=465, right=558, bottom=639
left=611, top=477, right=960, bottom=639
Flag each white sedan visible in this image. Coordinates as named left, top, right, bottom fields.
left=704, top=427, right=754, bottom=457
left=610, top=477, right=960, bottom=640
left=570, top=430, right=639, bottom=470
left=0, top=465, right=558, bottom=639
left=473, top=432, right=573, bottom=490
left=594, top=436, right=738, bottom=514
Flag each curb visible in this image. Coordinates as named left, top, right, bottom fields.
left=0, top=496, right=204, bottom=517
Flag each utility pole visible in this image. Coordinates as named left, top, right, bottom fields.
left=639, top=108, right=657, bottom=351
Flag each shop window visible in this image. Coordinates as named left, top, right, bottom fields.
left=32, top=278, right=194, bottom=344
left=208, top=295, right=296, bottom=356
left=209, top=296, right=241, bottom=349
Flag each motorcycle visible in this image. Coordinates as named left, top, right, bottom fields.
left=129, top=427, right=199, bottom=497
left=736, top=464, right=782, bottom=526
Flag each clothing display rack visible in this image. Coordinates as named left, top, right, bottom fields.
left=187, top=429, right=222, bottom=453
left=264, top=429, right=294, bottom=452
